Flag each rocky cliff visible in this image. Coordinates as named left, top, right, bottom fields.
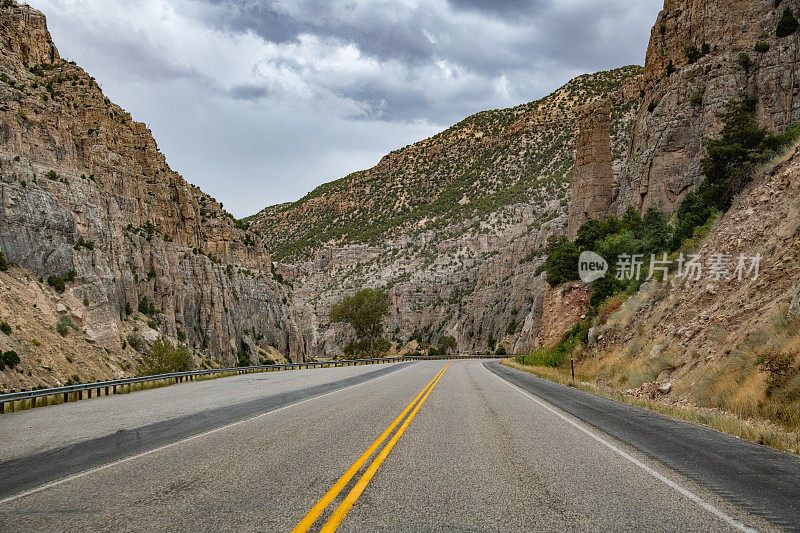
left=0, top=2, right=302, bottom=390
left=614, top=0, right=800, bottom=214
left=566, top=101, right=615, bottom=237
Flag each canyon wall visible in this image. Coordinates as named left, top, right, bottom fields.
left=0, top=2, right=304, bottom=390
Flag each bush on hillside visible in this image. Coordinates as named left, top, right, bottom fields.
left=543, top=236, right=580, bottom=287
left=56, top=315, right=77, bottom=337
left=138, top=296, right=159, bottom=317
left=0, top=350, right=20, bottom=370
left=138, top=337, right=193, bottom=376
left=47, top=274, right=65, bottom=293
left=777, top=7, right=799, bottom=38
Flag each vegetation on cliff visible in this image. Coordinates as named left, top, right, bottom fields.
left=672, top=100, right=800, bottom=248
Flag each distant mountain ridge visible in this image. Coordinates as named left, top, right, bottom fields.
left=251, top=66, right=643, bottom=260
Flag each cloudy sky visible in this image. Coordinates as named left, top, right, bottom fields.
left=28, top=0, right=663, bottom=218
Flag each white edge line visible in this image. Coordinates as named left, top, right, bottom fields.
left=486, top=366, right=757, bottom=533
left=0, top=361, right=418, bottom=505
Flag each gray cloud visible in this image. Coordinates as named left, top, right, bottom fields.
left=229, top=83, right=271, bottom=101
left=28, top=0, right=663, bottom=217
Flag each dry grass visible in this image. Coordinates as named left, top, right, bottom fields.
left=501, top=358, right=800, bottom=456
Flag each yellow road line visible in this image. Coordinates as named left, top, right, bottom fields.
left=320, top=362, right=451, bottom=532
left=292, top=363, right=451, bottom=533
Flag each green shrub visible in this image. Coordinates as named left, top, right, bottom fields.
left=755, top=41, right=771, bottom=54
left=686, top=46, right=702, bottom=63
left=0, top=321, right=11, bottom=335
left=176, top=330, right=186, bottom=342
left=506, top=320, right=518, bottom=335
left=126, top=333, right=145, bottom=352
left=64, top=269, right=76, bottom=282
left=74, top=236, right=95, bottom=250
left=47, top=275, right=65, bottom=293
left=330, top=288, right=389, bottom=356
left=737, top=52, right=753, bottom=72
left=138, top=337, right=193, bottom=376
left=647, top=101, right=657, bottom=113
left=237, top=351, right=251, bottom=367
left=495, top=345, right=507, bottom=356
left=665, top=60, right=676, bottom=77
left=672, top=100, right=800, bottom=248
left=138, top=296, right=159, bottom=317
left=437, top=335, right=457, bottom=354
left=542, top=236, right=580, bottom=287
left=0, top=251, right=8, bottom=271
left=46, top=170, right=58, bottom=181
left=0, top=350, right=20, bottom=370
left=777, top=7, right=799, bottom=38
left=56, top=315, right=77, bottom=337
left=691, top=91, right=704, bottom=106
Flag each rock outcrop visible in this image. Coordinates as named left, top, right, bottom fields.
left=616, top=0, right=800, bottom=214
left=567, top=101, right=615, bottom=237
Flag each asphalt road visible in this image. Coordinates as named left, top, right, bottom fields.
left=0, top=359, right=795, bottom=532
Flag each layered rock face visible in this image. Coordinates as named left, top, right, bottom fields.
left=567, top=101, right=615, bottom=238
left=0, top=2, right=303, bottom=389
left=615, top=0, right=800, bottom=214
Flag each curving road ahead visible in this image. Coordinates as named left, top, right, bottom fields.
left=0, top=359, right=797, bottom=532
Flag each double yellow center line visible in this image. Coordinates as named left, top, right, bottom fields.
left=293, top=362, right=452, bottom=532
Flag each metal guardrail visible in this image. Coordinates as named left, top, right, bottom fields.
left=0, top=353, right=501, bottom=413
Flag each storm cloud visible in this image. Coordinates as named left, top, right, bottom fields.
left=28, top=0, right=663, bottom=217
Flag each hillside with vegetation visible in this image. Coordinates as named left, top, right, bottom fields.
left=251, top=66, right=643, bottom=260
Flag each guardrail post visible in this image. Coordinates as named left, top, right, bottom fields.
left=63, top=392, right=68, bottom=403
left=78, top=390, right=82, bottom=400
left=31, top=396, right=36, bottom=408
left=0, top=402, right=3, bottom=414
